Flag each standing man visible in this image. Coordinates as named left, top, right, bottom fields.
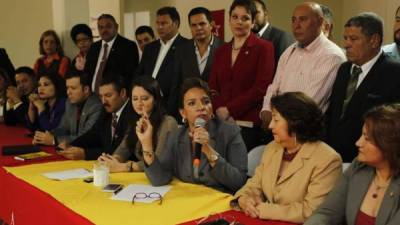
left=320, top=4, right=334, bottom=40
left=61, top=76, right=134, bottom=160
left=85, top=14, right=139, bottom=93
left=0, top=48, right=15, bottom=84
left=252, top=0, right=294, bottom=67
left=136, top=7, right=188, bottom=111
left=135, top=25, right=156, bottom=53
left=326, top=12, right=400, bottom=162
left=32, top=72, right=102, bottom=146
left=260, top=2, right=345, bottom=127
left=382, top=6, right=400, bottom=61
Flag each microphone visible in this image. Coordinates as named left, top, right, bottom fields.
left=193, top=117, right=206, bottom=179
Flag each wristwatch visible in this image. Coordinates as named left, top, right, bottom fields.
left=209, top=152, right=219, bottom=163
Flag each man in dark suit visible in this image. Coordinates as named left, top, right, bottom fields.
left=252, top=0, right=294, bottom=68
left=0, top=48, right=15, bottom=85
left=326, top=12, right=400, bottom=162
left=85, top=14, right=139, bottom=93
left=136, top=6, right=188, bottom=112
left=60, top=76, right=135, bottom=160
left=169, top=7, right=224, bottom=119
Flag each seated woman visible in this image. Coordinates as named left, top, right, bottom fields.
left=143, top=78, right=248, bottom=193
left=305, top=103, right=400, bottom=225
left=34, top=30, right=70, bottom=78
left=98, top=76, right=178, bottom=172
left=0, top=68, right=11, bottom=122
left=232, top=92, right=342, bottom=223
left=27, top=73, right=66, bottom=133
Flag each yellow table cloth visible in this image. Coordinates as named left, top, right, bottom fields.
left=5, top=160, right=232, bottom=225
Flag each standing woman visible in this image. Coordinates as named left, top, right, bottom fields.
left=70, top=24, right=93, bottom=72
left=34, top=30, right=70, bottom=78
left=306, top=104, right=400, bottom=225
left=208, top=0, right=275, bottom=151
left=27, top=74, right=66, bottom=132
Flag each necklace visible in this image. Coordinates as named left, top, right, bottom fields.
left=371, top=176, right=390, bottom=199
left=232, top=45, right=242, bottom=51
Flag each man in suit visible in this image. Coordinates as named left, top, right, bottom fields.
left=85, top=14, right=139, bottom=93
left=135, top=25, right=155, bottom=53
left=382, top=6, right=400, bottom=61
left=136, top=6, right=188, bottom=112
left=60, top=76, right=134, bottom=160
left=169, top=7, right=224, bottom=120
left=4, top=66, right=37, bottom=125
left=326, top=12, right=400, bottom=162
left=32, top=71, right=103, bottom=146
left=0, top=48, right=15, bottom=85
left=252, top=0, right=294, bottom=68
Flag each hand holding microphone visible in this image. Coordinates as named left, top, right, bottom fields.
left=193, top=117, right=207, bottom=179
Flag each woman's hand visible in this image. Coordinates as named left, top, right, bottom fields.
left=192, top=126, right=210, bottom=146
left=135, top=113, right=153, bottom=150
left=98, top=153, right=126, bottom=172
left=238, top=195, right=261, bottom=218
left=75, top=55, right=86, bottom=71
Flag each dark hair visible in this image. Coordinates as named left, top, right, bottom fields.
left=270, top=92, right=324, bottom=143
left=99, top=74, right=126, bottom=93
left=38, top=73, right=66, bottom=98
left=39, top=30, right=64, bottom=56
left=127, top=76, right=166, bottom=154
left=188, top=7, right=213, bottom=24
left=320, top=4, right=333, bottom=25
left=0, top=68, right=11, bottom=93
left=65, top=70, right=91, bottom=89
left=98, top=14, right=117, bottom=24
left=135, top=25, right=155, bottom=38
left=179, top=77, right=211, bottom=109
left=15, top=66, right=35, bottom=77
left=363, top=104, right=400, bottom=176
left=252, top=0, right=267, bottom=12
left=396, top=6, right=400, bottom=16
left=70, top=24, right=93, bottom=43
left=345, top=12, right=383, bottom=45
left=229, top=0, right=257, bottom=21
left=157, top=7, right=181, bottom=27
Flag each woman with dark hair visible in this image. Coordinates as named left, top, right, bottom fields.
left=142, top=77, right=247, bottom=193
left=34, top=30, right=70, bottom=78
left=70, top=24, right=93, bottom=71
left=232, top=92, right=342, bottom=223
left=306, top=103, right=400, bottom=225
left=0, top=68, right=11, bottom=122
left=98, top=76, right=177, bottom=172
left=26, top=73, right=66, bottom=132
left=208, top=0, right=275, bottom=151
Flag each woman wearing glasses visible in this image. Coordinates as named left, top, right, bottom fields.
left=99, top=76, right=177, bottom=172
left=142, top=78, right=247, bottom=193
left=305, top=104, right=400, bottom=225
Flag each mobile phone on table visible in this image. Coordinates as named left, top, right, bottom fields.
left=102, top=184, right=123, bottom=193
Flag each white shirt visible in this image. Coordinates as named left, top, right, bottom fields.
left=91, top=35, right=118, bottom=90
left=151, top=33, right=179, bottom=78
left=258, top=22, right=269, bottom=37
left=194, top=36, right=214, bottom=75
left=352, top=50, right=382, bottom=88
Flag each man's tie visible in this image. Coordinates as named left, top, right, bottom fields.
left=94, top=43, right=109, bottom=93
left=342, top=66, right=362, bottom=117
left=111, top=113, right=118, bottom=141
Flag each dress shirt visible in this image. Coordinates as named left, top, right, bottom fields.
left=91, top=35, right=117, bottom=90
left=151, top=33, right=179, bottom=78
left=194, top=36, right=214, bottom=75
left=352, top=51, right=382, bottom=88
left=262, top=33, right=345, bottom=112
left=257, top=22, right=269, bottom=37
left=382, top=43, right=400, bottom=61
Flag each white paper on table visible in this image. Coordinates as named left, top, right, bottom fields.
left=42, top=168, right=93, bottom=181
left=111, top=184, right=171, bottom=203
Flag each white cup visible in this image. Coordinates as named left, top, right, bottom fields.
left=93, top=162, right=109, bottom=187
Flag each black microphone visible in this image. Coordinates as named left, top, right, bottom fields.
left=193, top=117, right=206, bottom=178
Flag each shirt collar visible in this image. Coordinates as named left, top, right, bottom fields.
left=258, top=22, right=269, bottom=37
left=194, top=35, right=214, bottom=49
left=114, top=99, right=129, bottom=119
left=102, top=35, right=117, bottom=49
left=45, top=53, right=61, bottom=60
left=160, top=33, right=179, bottom=47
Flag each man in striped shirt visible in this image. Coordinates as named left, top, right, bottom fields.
left=260, top=2, right=345, bottom=127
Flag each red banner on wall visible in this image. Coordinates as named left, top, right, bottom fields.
left=211, top=9, right=225, bottom=41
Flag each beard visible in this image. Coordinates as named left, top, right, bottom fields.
left=252, top=22, right=265, bottom=34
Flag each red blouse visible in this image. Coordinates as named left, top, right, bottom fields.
left=355, top=210, right=375, bottom=225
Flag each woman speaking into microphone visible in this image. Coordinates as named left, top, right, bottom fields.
left=142, top=78, right=248, bottom=193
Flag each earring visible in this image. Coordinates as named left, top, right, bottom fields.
left=182, top=118, right=187, bottom=124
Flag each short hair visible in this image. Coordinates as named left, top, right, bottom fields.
left=345, top=12, right=384, bottom=45
left=38, top=73, right=66, bottom=98
left=179, top=77, right=211, bottom=109
left=396, top=6, right=400, bottom=16
left=65, top=70, right=91, bottom=89
left=15, top=66, right=36, bottom=79
left=188, top=7, right=213, bottom=24
left=39, top=30, right=64, bottom=56
left=270, top=92, right=324, bottom=143
left=135, top=25, right=155, bottom=38
left=97, top=14, right=117, bottom=24
left=320, top=4, right=333, bottom=25
left=0, top=68, right=11, bottom=89
left=363, top=103, right=400, bottom=176
left=70, top=24, right=93, bottom=43
left=252, top=0, right=267, bottom=12
left=99, top=75, right=126, bottom=93
left=229, top=0, right=257, bottom=21
left=157, top=7, right=181, bottom=27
